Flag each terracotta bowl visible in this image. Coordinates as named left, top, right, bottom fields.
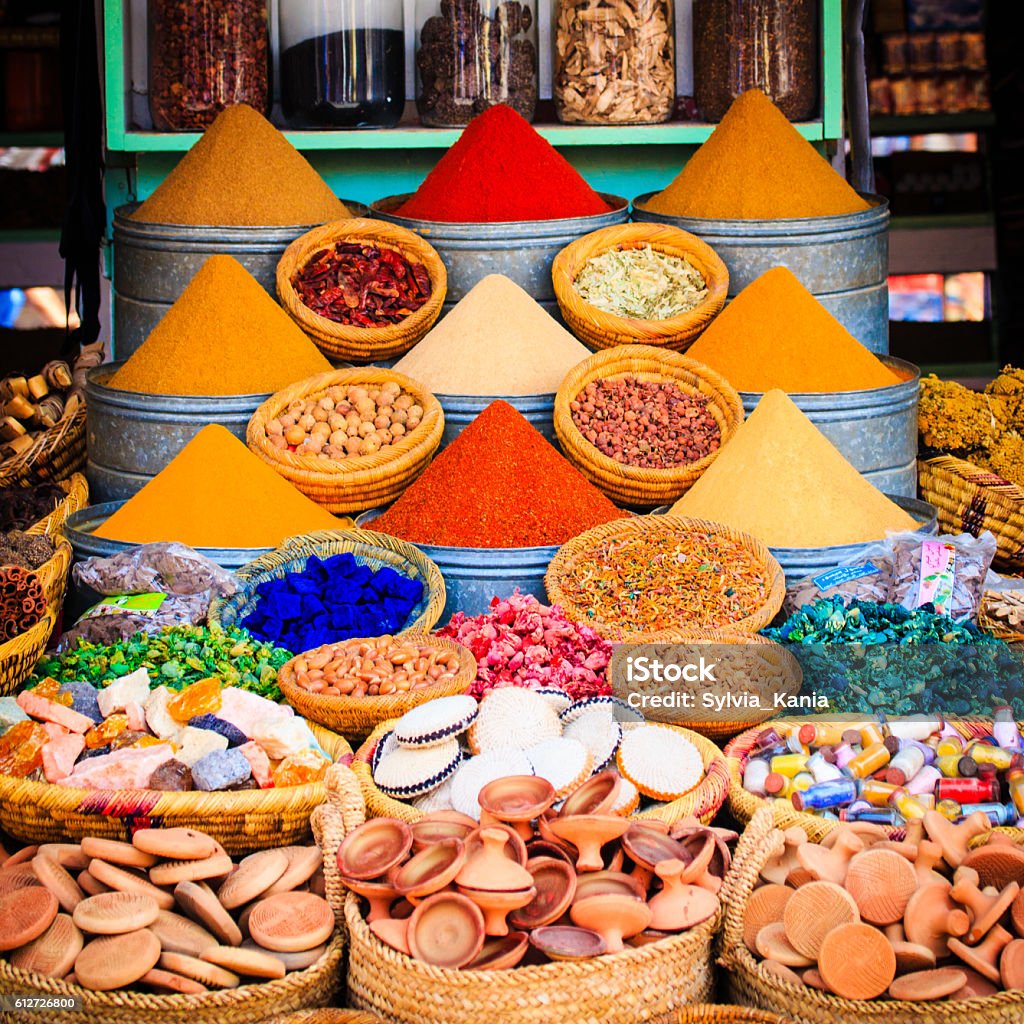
left=393, top=838, right=466, bottom=898
left=530, top=925, right=607, bottom=961
left=559, top=771, right=622, bottom=818
left=337, top=818, right=413, bottom=881
left=622, top=823, right=689, bottom=871
left=525, top=839, right=575, bottom=865
left=466, top=931, right=530, bottom=970
left=548, top=814, right=630, bottom=872
left=465, top=823, right=528, bottom=866
left=570, top=892, right=653, bottom=952
left=407, top=891, right=486, bottom=968
left=479, top=775, right=556, bottom=823
left=411, top=818, right=474, bottom=851
left=509, top=857, right=578, bottom=930
left=574, top=870, right=646, bottom=903
left=339, top=876, right=400, bottom=922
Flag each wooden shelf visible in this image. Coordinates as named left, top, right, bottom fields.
left=871, top=111, right=996, bottom=135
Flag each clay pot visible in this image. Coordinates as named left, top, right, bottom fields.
left=458, top=885, right=536, bottom=937
left=529, top=925, right=606, bottom=961
left=647, top=860, right=720, bottom=932
left=337, top=818, right=412, bottom=881
left=411, top=818, right=474, bottom=851
left=479, top=776, right=556, bottom=842
left=509, top=858, right=577, bottom=930
left=679, top=834, right=720, bottom=892
left=950, top=866, right=1020, bottom=943
left=904, top=883, right=971, bottom=957
left=570, top=893, right=653, bottom=953
left=627, top=929, right=672, bottom=949
left=948, top=923, right=1014, bottom=984
left=465, top=824, right=528, bottom=868
left=760, top=827, right=807, bottom=885
left=393, top=838, right=466, bottom=899
left=573, top=871, right=646, bottom=903
left=407, top=892, right=486, bottom=969
left=548, top=815, right=630, bottom=873
left=525, top=839, right=575, bottom=865
left=456, top=829, right=533, bottom=892
left=675, top=826, right=732, bottom=888
left=466, top=931, right=529, bottom=970
left=621, top=824, right=688, bottom=872
left=340, top=875, right=400, bottom=922
left=923, top=810, right=992, bottom=869
left=369, top=916, right=411, bottom=955
left=559, top=772, right=622, bottom=818
left=797, top=829, right=864, bottom=886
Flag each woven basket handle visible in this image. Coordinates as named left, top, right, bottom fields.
left=313, top=762, right=367, bottom=925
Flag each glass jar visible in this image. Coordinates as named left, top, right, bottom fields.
left=415, top=0, right=538, bottom=127
left=693, top=0, right=818, bottom=123
left=148, top=0, right=269, bottom=131
left=554, top=0, right=675, bottom=124
left=279, top=0, right=405, bottom=128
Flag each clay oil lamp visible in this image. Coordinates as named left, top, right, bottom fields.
left=529, top=925, right=606, bottom=961
left=466, top=931, right=530, bottom=970
left=370, top=916, right=411, bottom=955
left=525, top=838, right=574, bottom=865
left=674, top=825, right=733, bottom=891
left=627, top=929, right=672, bottom=949
left=558, top=772, right=621, bottom=818
left=458, top=884, right=537, bottom=937
left=340, top=875, right=400, bottom=923
left=548, top=815, right=630, bottom=873
left=411, top=813, right=476, bottom=851
left=479, top=776, right=556, bottom=843
left=393, top=838, right=466, bottom=899
left=949, top=866, right=1020, bottom=943
left=903, top=882, right=970, bottom=957
left=337, top=818, right=412, bottom=881
left=923, top=810, right=992, bottom=869
left=647, top=860, right=720, bottom=933
left=457, top=828, right=534, bottom=891
left=570, top=892, right=653, bottom=952
left=509, top=857, right=577, bottom=930
left=621, top=823, right=687, bottom=891
left=465, top=824, right=528, bottom=867
left=573, top=870, right=646, bottom=903
left=948, top=924, right=1014, bottom=984
left=407, top=892, right=486, bottom=969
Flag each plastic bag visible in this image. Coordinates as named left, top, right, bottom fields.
left=784, top=543, right=894, bottom=615
left=73, top=542, right=237, bottom=597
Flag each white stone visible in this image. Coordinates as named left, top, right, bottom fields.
left=251, top=717, right=318, bottom=760
left=175, top=726, right=229, bottom=767
left=96, top=668, right=152, bottom=718
left=144, top=685, right=183, bottom=741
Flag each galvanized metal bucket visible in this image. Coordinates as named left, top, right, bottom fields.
left=85, top=364, right=270, bottom=503
left=111, top=200, right=368, bottom=361
left=370, top=193, right=630, bottom=317
left=740, top=357, right=920, bottom=497
left=770, top=495, right=938, bottom=585
left=356, top=507, right=557, bottom=623
left=64, top=502, right=271, bottom=572
left=436, top=392, right=556, bottom=451
left=632, top=193, right=890, bottom=354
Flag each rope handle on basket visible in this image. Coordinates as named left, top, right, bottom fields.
left=314, top=763, right=367, bottom=925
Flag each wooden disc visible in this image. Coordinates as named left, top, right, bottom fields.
left=88, top=858, right=175, bottom=910
left=74, top=928, right=161, bottom=990
left=1013, top=889, right=1024, bottom=939
left=158, top=951, right=240, bottom=989
left=80, top=837, right=157, bottom=870
left=133, top=828, right=219, bottom=861
left=216, top=850, right=289, bottom=910
left=148, top=910, right=219, bottom=958
left=889, top=967, right=969, bottom=1001
left=150, top=853, right=233, bottom=887
left=8, top=913, right=83, bottom=978
left=802, top=968, right=831, bottom=992
left=950, top=967, right=1000, bottom=1000
left=783, top=881, right=860, bottom=960
left=754, top=922, right=814, bottom=967
left=138, top=967, right=209, bottom=995
left=845, top=849, right=918, bottom=925
left=0, top=886, right=59, bottom=951
left=31, top=855, right=85, bottom=913
left=4, top=846, right=39, bottom=867
left=73, top=892, right=160, bottom=935
left=1001, top=937, right=1024, bottom=990
left=77, top=870, right=110, bottom=897
left=963, top=845, right=1024, bottom=891
left=201, top=944, right=287, bottom=979
left=818, top=923, right=896, bottom=1000
left=784, top=868, right=815, bottom=889
left=0, top=864, right=42, bottom=897
left=173, top=881, right=242, bottom=947
left=890, top=940, right=937, bottom=975
left=241, top=939, right=327, bottom=971
left=743, top=884, right=793, bottom=953
left=36, top=845, right=90, bottom=871
left=261, top=847, right=323, bottom=897
left=760, top=959, right=804, bottom=986
left=247, top=892, right=335, bottom=953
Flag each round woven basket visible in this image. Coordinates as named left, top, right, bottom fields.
left=676, top=1008, right=796, bottom=1024
left=545, top=515, right=786, bottom=640
left=352, top=717, right=729, bottom=828
left=0, top=405, right=86, bottom=488
left=0, top=722, right=351, bottom=852
left=978, top=590, right=1024, bottom=641
left=276, top=218, right=447, bottom=364
left=719, top=805, right=1024, bottom=1024
left=30, top=536, right=73, bottom=611
left=207, top=528, right=446, bottom=639
left=318, top=762, right=719, bottom=1024
left=262, top=1012, right=386, bottom=1024
left=277, top=633, right=476, bottom=742
left=553, top=345, right=743, bottom=508
left=0, top=608, right=56, bottom=697
left=551, top=223, right=728, bottom=353
left=24, top=471, right=89, bottom=536
left=246, top=368, right=444, bottom=515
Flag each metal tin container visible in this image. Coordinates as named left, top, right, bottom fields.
left=370, top=193, right=630, bottom=317
left=85, top=364, right=270, bottom=503
left=436, top=392, right=556, bottom=451
left=356, top=507, right=556, bottom=622
left=740, top=357, right=920, bottom=497
left=111, top=200, right=369, bottom=360
left=770, top=495, right=938, bottom=584
left=64, top=502, right=271, bottom=571
left=632, top=193, right=890, bottom=353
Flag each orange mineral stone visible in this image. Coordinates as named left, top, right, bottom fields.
left=32, top=678, right=74, bottom=707
left=272, top=750, right=330, bottom=788
left=85, top=714, right=130, bottom=749
left=0, top=721, right=49, bottom=777
left=167, top=678, right=222, bottom=723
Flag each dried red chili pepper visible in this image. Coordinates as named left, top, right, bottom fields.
left=291, top=242, right=432, bottom=328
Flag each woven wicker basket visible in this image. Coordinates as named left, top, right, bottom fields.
left=318, top=761, right=719, bottom=1024
left=29, top=536, right=73, bottom=611
left=552, top=223, right=728, bottom=353
left=545, top=515, right=786, bottom=640
left=719, top=805, right=1024, bottom=1024
left=277, top=218, right=446, bottom=364
left=352, top=717, right=729, bottom=828
left=207, top=529, right=446, bottom=638
left=553, top=345, right=744, bottom=508
left=677, top=1008, right=796, bottom=1024
left=278, top=633, right=475, bottom=743
left=23, top=472, right=89, bottom=536
left=0, top=608, right=56, bottom=696
left=978, top=589, right=1024, bottom=641
left=246, top=368, right=444, bottom=514
left=261, top=1012, right=386, bottom=1024
left=0, top=933, right=344, bottom=1024
left=918, top=454, right=1024, bottom=574
left=0, top=405, right=86, bottom=488
left=0, top=722, right=351, bottom=852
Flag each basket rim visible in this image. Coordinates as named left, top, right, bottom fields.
left=0, top=406, right=86, bottom=489
left=0, top=605, right=56, bottom=661
left=24, top=473, right=89, bottom=537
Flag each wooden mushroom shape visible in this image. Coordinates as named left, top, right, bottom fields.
left=949, top=866, right=1020, bottom=943
left=884, top=922, right=937, bottom=974
left=962, top=842, right=1024, bottom=891
left=914, top=839, right=950, bottom=889
left=904, top=882, right=971, bottom=957
left=948, top=923, right=1014, bottom=984
left=797, top=829, right=864, bottom=886
left=760, top=827, right=807, bottom=885
left=923, top=810, right=992, bottom=869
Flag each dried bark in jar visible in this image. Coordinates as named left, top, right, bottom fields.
left=555, top=0, right=675, bottom=125
left=148, top=0, right=269, bottom=131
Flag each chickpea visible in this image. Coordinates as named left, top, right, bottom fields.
left=312, top=406, right=329, bottom=423
left=299, top=413, right=317, bottom=432
left=266, top=419, right=284, bottom=437
left=285, top=426, right=306, bottom=446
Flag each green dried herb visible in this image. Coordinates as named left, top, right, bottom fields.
left=574, top=245, right=708, bottom=320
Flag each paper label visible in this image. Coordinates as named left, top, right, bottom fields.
left=812, top=562, right=882, bottom=591
left=917, top=541, right=956, bottom=617
left=78, top=593, right=167, bottom=621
